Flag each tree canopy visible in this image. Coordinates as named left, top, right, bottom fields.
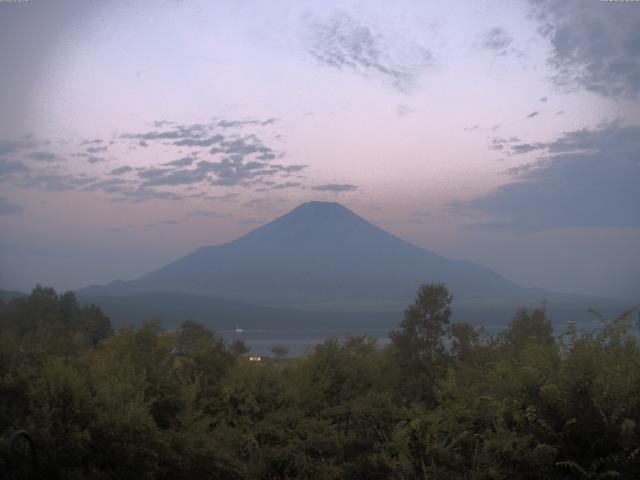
left=1, top=284, right=638, bottom=479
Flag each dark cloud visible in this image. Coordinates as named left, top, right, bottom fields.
left=530, top=0, right=640, bottom=98
left=280, top=164, right=306, bottom=173
left=242, top=197, right=287, bottom=210
left=217, top=118, right=276, bottom=128
left=110, top=187, right=185, bottom=203
left=140, top=168, right=208, bottom=187
left=79, top=139, right=103, bottom=145
left=87, top=156, right=107, bottom=164
left=211, top=135, right=276, bottom=158
left=526, top=111, right=540, bottom=119
left=87, top=178, right=130, bottom=193
left=187, top=210, right=231, bottom=219
left=137, top=168, right=168, bottom=179
left=271, top=181, right=303, bottom=190
left=205, top=193, right=241, bottom=202
left=481, top=27, right=513, bottom=54
left=510, top=143, right=546, bottom=155
left=0, top=196, right=23, bottom=215
left=86, top=145, right=108, bottom=153
left=305, top=12, right=433, bottom=92
left=29, top=151, right=58, bottom=162
left=119, top=119, right=300, bottom=189
left=0, top=138, right=37, bottom=156
left=0, top=159, right=29, bottom=177
left=18, top=173, right=87, bottom=192
left=456, top=121, right=640, bottom=230
left=396, top=105, right=415, bottom=117
left=488, top=136, right=521, bottom=151
left=109, top=165, right=133, bottom=176
left=121, top=119, right=276, bottom=151
left=1, top=117, right=301, bottom=204
left=164, top=156, right=195, bottom=168
left=311, top=183, right=358, bottom=193
left=174, top=135, right=224, bottom=147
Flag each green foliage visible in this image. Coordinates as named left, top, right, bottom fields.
left=390, top=283, right=453, bottom=404
left=0, top=284, right=638, bottom=479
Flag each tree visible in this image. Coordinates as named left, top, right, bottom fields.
left=390, top=283, right=453, bottom=404
left=271, top=344, right=289, bottom=359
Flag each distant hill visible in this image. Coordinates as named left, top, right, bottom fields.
left=77, top=290, right=400, bottom=330
left=78, top=201, right=634, bottom=327
left=0, top=289, right=27, bottom=303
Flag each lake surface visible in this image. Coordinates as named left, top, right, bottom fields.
left=220, top=321, right=615, bottom=357
left=221, top=328, right=392, bottom=357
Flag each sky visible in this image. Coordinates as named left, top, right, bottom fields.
left=0, top=0, right=639, bottom=300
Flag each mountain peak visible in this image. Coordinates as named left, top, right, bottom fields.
left=288, top=201, right=351, bottom=217
left=248, top=201, right=375, bottom=236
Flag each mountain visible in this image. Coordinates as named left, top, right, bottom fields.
left=78, top=201, right=632, bottom=325
left=81, top=202, right=524, bottom=302
left=0, top=289, right=27, bottom=303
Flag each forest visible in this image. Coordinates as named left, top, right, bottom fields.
left=0, top=284, right=639, bottom=479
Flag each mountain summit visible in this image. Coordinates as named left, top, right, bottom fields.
left=82, top=201, right=525, bottom=305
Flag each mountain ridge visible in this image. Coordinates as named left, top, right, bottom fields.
left=77, top=201, right=633, bottom=325
left=80, top=201, right=523, bottom=303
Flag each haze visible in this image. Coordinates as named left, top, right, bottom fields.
left=1, top=0, right=639, bottom=300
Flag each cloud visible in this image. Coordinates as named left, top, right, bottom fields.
left=305, top=12, right=433, bottom=92
left=174, top=135, right=224, bottom=147
left=481, top=27, right=513, bottom=54
left=0, top=196, right=23, bottom=215
left=205, top=192, right=241, bottom=202
left=0, top=138, right=37, bottom=156
left=29, top=151, right=58, bottom=162
left=396, top=104, right=415, bottom=117
left=526, top=111, right=540, bottom=119
left=488, top=136, right=521, bottom=151
left=164, top=157, right=195, bottom=167
left=80, top=138, right=103, bottom=145
left=87, top=178, right=131, bottom=193
left=186, top=210, right=231, bottom=219
left=87, top=156, right=108, bottom=164
left=0, top=159, right=29, bottom=177
left=86, top=145, right=108, bottom=153
left=271, top=181, right=303, bottom=190
left=110, top=187, right=186, bottom=203
left=18, top=173, right=90, bottom=192
left=109, top=165, right=133, bottom=175
left=1, top=117, right=301, bottom=204
left=510, top=142, right=546, bottom=155
left=311, top=183, right=358, bottom=193
left=217, top=118, right=276, bottom=128
left=455, top=121, right=640, bottom=230
left=140, top=168, right=208, bottom=187
left=530, top=0, right=640, bottom=98
left=242, top=197, right=287, bottom=211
